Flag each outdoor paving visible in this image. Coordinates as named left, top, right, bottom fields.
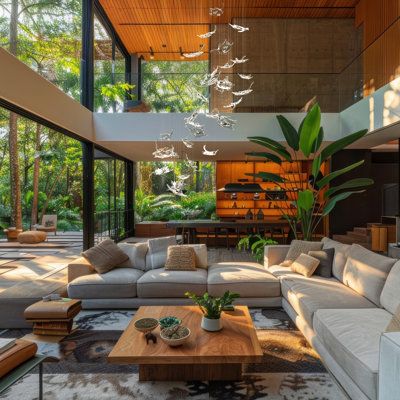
left=0, top=232, right=83, bottom=293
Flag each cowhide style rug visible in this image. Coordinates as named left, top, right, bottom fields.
left=0, top=309, right=346, bottom=400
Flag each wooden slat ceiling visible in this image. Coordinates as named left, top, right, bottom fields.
left=99, top=0, right=360, bottom=61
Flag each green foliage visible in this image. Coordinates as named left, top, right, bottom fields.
left=237, top=234, right=278, bottom=263
left=247, top=103, right=373, bottom=241
left=135, top=189, right=215, bottom=222
left=185, top=291, right=240, bottom=319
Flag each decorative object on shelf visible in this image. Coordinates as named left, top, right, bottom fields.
left=160, top=325, right=191, bottom=347
left=246, top=103, right=373, bottom=240
left=253, top=192, right=260, bottom=200
left=185, top=291, right=240, bottom=332
left=230, top=192, right=237, bottom=200
left=232, top=201, right=237, bottom=208
left=245, top=209, right=253, bottom=220
left=134, top=318, right=159, bottom=344
left=237, top=234, right=278, bottom=263
left=256, top=209, right=264, bottom=220
left=159, top=316, right=182, bottom=330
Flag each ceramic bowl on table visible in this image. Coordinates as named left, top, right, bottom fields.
left=134, top=317, right=159, bottom=334
left=160, top=325, right=191, bottom=347
left=159, top=316, right=182, bottom=330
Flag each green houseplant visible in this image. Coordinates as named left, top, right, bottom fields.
left=246, top=103, right=374, bottom=241
left=185, top=291, right=240, bottom=331
left=237, top=234, right=278, bottom=263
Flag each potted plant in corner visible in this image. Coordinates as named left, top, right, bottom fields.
left=185, top=291, right=240, bottom=332
left=246, top=103, right=374, bottom=241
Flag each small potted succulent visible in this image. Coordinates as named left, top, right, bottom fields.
left=185, top=291, right=240, bottom=332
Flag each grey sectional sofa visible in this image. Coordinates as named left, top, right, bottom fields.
left=66, top=235, right=400, bottom=400
left=264, top=237, right=400, bottom=400
left=66, top=237, right=281, bottom=309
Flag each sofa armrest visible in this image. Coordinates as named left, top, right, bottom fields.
left=264, top=245, right=290, bottom=268
left=379, top=332, right=400, bottom=400
left=67, top=257, right=95, bottom=283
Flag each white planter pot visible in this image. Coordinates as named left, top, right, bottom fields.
left=201, top=316, right=222, bottom=332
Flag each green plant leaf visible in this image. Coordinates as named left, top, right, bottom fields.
left=323, top=190, right=366, bottom=216
left=299, top=103, right=321, bottom=157
left=325, top=178, right=374, bottom=198
left=320, top=129, right=368, bottom=162
left=312, top=127, right=324, bottom=154
left=245, top=152, right=282, bottom=164
left=317, top=159, right=365, bottom=188
left=245, top=172, right=286, bottom=183
left=276, top=115, right=299, bottom=151
left=311, top=154, right=322, bottom=179
left=247, top=136, right=292, bottom=162
left=297, top=189, right=314, bottom=211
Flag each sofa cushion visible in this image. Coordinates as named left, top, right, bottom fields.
left=308, top=248, right=334, bottom=278
left=207, top=262, right=280, bottom=298
left=321, top=237, right=351, bottom=282
left=187, top=244, right=208, bottom=269
left=67, top=268, right=143, bottom=299
left=281, top=240, right=323, bottom=267
left=81, top=239, right=129, bottom=274
left=343, top=244, right=396, bottom=306
left=165, top=245, right=196, bottom=271
left=380, top=260, right=400, bottom=314
left=386, top=304, right=400, bottom=332
left=282, top=276, right=375, bottom=327
left=148, top=236, right=177, bottom=269
left=314, top=308, right=392, bottom=400
left=137, top=268, right=207, bottom=298
left=290, top=253, right=320, bottom=277
left=118, top=242, right=148, bottom=271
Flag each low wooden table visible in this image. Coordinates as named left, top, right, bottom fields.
left=108, top=305, right=263, bottom=381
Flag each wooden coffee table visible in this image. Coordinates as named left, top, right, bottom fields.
left=108, top=305, right=263, bottom=381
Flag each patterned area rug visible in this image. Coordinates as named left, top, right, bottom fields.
left=0, top=309, right=346, bottom=400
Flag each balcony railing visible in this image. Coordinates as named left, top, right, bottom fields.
left=94, top=209, right=133, bottom=243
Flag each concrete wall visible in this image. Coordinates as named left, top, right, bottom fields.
left=210, top=18, right=362, bottom=113
left=0, top=48, right=94, bottom=142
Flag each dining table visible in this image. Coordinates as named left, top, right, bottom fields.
left=166, top=219, right=289, bottom=245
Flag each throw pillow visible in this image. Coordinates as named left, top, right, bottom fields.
left=290, top=253, right=320, bottom=277
left=280, top=240, right=323, bottom=267
left=386, top=304, right=400, bottom=332
left=165, top=245, right=196, bottom=271
left=117, top=242, right=148, bottom=271
left=81, top=239, right=129, bottom=274
left=308, top=248, right=335, bottom=278
left=148, top=236, right=177, bottom=269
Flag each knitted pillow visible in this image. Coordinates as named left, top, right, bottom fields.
left=290, top=253, right=320, bottom=278
left=280, top=240, right=323, bottom=267
left=165, top=245, right=196, bottom=271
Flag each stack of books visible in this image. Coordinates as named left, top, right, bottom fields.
left=32, top=319, right=76, bottom=336
left=24, top=298, right=82, bottom=337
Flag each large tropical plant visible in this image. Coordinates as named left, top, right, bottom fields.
left=246, top=103, right=373, bottom=241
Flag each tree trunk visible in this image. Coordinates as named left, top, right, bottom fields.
left=31, top=124, right=42, bottom=226
left=8, top=0, right=22, bottom=229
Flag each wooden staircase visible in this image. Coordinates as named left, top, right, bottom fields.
left=333, top=226, right=372, bottom=250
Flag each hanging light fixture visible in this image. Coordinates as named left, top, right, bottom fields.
left=149, top=47, right=155, bottom=60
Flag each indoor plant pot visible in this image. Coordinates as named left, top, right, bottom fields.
left=200, top=316, right=222, bottom=332
left=186, top=291, right=240, bottom=332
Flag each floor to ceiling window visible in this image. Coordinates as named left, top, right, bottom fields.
left=0, top=0, right=82, bottom=101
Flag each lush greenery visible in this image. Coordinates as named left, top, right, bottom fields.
left=246, top=103, right=373, bottom=241
left=237, top=234, right=278, bottom=263
left=185, top=291, right=240, bottom=319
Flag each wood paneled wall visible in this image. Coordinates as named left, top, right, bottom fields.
left=355, top=0, right=400, bottom=95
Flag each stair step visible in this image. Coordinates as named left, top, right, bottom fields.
left=367, top=222, right=382, bottom=228
left=346, top=231, right=370, bottom=241
left=332, top=235, right=371, bottom=250
left=354, top=227, right=369, bottom=234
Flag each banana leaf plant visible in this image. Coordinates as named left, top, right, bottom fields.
left=246, top=103, right=374, bottom=241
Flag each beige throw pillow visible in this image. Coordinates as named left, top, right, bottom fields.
left=281, top=240, right=323, bottom=267
left=81, top=239, right=129, bottom=274
left=386, top=304, right=400, bottom=332
left=290, top=253, right=320, bottom=277
left=165, top=245, right=196, bottom=271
